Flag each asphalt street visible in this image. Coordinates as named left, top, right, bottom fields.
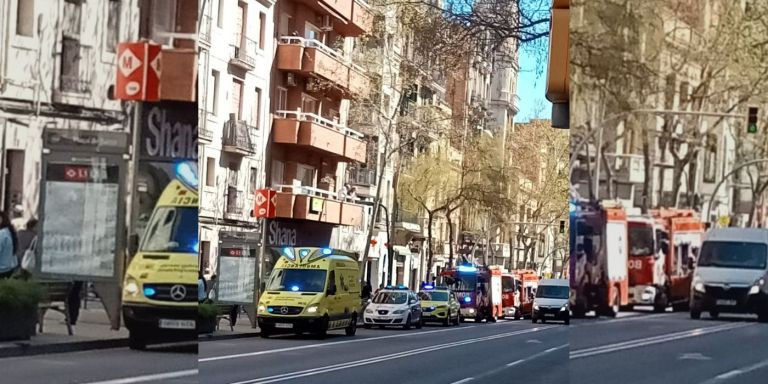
left=0, top=343, right=197, bottom=384
left=198, top=319, right=568, bottom=384
left=570, top=307, right=768, bottom=384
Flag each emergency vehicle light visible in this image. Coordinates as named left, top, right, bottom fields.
left=267, top=307, right=274, bottom=313
left=300, top=249, right=310, bottom=257
left=175, top=161, right=198, bottom=189
left=291, top=285, right=300, bottom=292
left=464, top=296, right=471, bottom=303
left=458, top=265, right=477, bottom=272
left=143, top=287, right=156, bottom=297
left=423, top=284, right=434, bottom=290
left=283, top=247, right=295, bottom=260
left=322, top=248, right=333, bottom=255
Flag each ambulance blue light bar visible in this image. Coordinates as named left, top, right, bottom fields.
left=385, top=285, right=409, bottom=290
left=322, top=248, right=333, bottom=255
left=464, top=296, right=471, bottom=303
left=423, top=284, right=434, bottom=290
left=143, top=287, right=156, bottom=297
left=283, top=247, right=295, bottom=260
left=458, top=265, right=477, bottom=272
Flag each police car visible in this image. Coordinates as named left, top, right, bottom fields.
left=364, top=285, right=423, bottom=330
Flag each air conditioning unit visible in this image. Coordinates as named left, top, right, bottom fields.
left=286, top=73, right=297, bottom=87
left=321, top=16, right=333, bottom=31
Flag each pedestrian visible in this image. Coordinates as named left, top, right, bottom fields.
left=207, top=274, right=217, bottom=300
left=229, top=305, right=239, bottom=327
left=361, top=280, right=372, bottom=300
left=16, top=218, right=37, bottom=275
left=0, top=211, right=19, bottom=279
left=198, top=271, right=207, bottom=303
left=67, top=281, right=84, bottom=326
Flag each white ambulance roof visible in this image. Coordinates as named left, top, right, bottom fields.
left=705, top=228, right=768, bottom=243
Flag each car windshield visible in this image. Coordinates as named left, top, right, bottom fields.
left=418, top=291, right=449, bottom=301
left=141, top=207, right=199, bottom=253
left=535, top=285, right=569, bottom=299
left=373, top=291, right=408, bottom=304
left=698, top=241, right=768, bottom=270
left=629, top=223, right=654, bottom=256
left=266, top=269, right=327, bottom=292
left=502, top=277, right=516, bottom=293
left=453, top=275, right=477, bottom=292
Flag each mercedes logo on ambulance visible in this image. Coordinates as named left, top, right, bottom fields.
left=170, top=285, right=187, bottom=301
left=280, top=306, right=289, bottom=314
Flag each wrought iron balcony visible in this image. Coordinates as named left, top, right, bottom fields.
left=222, top=119, right=257, bottom=155
left=224, top=191, right=244, bottom=219
left=230, top=36, right=257, bottom=69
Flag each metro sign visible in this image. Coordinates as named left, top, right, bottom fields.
left=253, top=189, right=277, bottom=219
left=64, top=165, right=90, bottom=182
left=115, top=42, right=161, bottom=101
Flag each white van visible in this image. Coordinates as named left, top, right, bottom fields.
left=690, top=228, right=768, bottom=322
left=532, top=279, right=570, bottom=325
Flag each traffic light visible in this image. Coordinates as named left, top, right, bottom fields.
left=559, top=220, right=565, bottom=234
left=748, top=107, right=759, bottom=134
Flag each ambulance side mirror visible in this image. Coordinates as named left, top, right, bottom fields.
left=327, top=285, right=337, bottom=296
left=128, top=234, right=139, bottom=258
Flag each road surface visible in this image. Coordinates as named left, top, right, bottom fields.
left=570, top=308, right=768, bottom=384
left=1, top=343, right=197, bottom=384
left=199, top=319, right=568, bottom=384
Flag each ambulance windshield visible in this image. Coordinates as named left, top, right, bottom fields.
left=141, top=207, right=199, bottom=253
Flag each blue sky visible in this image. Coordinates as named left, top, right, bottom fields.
left=515, top=37, right=553, bottom=123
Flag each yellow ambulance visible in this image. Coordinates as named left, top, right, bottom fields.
left=257, top=247, right=360, bottom=338
left=122, top=162, right=199, bottom=350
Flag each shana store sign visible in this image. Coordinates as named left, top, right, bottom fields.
left=141, top=102, right=198, bottom=161
left=267, top=220, right=333, bottom=247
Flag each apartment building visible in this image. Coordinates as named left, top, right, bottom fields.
left=262, top=0, right=374, bottom=279
left=0, top=0, right=138, bottom=226
left=198, top=0, right=274, bottom=276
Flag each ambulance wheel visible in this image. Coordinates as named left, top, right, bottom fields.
left=345, top=314, right=357, bottom=336
left=259, top=328, right=271, bottom=338
left=403, top=315, right=412, bottom=330
left=443, top=312, right=451, bottom=327
left=454, top=312, right=461, bottom=326
left=690, top=310, right=702, bottom=320
left=316, top=316, right=329, bottom=339
left=128, top=330, right=148, bottom=350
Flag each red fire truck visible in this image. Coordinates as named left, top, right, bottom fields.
left=627, top=209, right=704, bottom=312
left=501, top=272, right=521, bottom=319
left=440, top=264, right=503, bottom=322
left=570, top=200, right=629, bottom=317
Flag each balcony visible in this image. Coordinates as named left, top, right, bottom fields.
left=348, top=64, right=371, bottom=97
left=199, top=14, right=212, bottom=45
left=394, top=209, right=421, bottom=233
left=54, top=38, right=92, bottom=101
left=348, top=166, right=376, bottom=187
left=277, top=37, right=350, bottom=91
left=198, top=109, right=213, bottom=141
left=224, top=191, right=245, bottom=220
left=295, top=0, right=352, bottom=27
left=230, top=36, right=257, bottom=70
left=272, top=185, right=363, bottom=226
left=273, top=111, right=367, bottom=163
left=334, top=0, right=375, bottom=37
left=222, top=119, right=257, bottom=155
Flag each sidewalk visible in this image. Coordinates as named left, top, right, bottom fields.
left=0, top=303, right=128, bottom=358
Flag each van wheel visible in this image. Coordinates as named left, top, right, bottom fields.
left=128, top=330, right=147, bottom=350
left=316, top=316, right=329, bottom=339
left=345, top=314, right=357, bottom=336
left=564, top=316, right=570, bottom=325
left=690, top=310, right=701, bottom=320
left=758, top=312, right=768, bottom=323
left=532, top=316, right=537, bottom=324
left=403, top=315, right=412, bottom=330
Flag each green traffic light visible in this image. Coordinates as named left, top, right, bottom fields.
left=749, top=123, right=758, bottom=134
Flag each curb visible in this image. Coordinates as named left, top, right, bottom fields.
left=0, top=338, right=129, bottom=359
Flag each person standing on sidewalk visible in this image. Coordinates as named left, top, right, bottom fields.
left=67, top=281, right=84, bottom=325
left=0, top=211, right=19, bottom=279
left=15, top=218, right=37, bottom=267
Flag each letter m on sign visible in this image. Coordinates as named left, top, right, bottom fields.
left=253, top=189, right=277, bottom=218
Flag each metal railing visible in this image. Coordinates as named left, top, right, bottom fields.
left=222, top=119, right=257, bottom=153
left=225, top=192, right=244, bottom=216
left=59, top=42, right=92, bottom=94
left=278, top=36, right=348, bottom=65
left=348, top=166, right=376, bottom=186
left=275, top=110, right=365, bottom=139
left=273, top=184, right=366, bottom=205
left=230, top=36, right=257, bottom=68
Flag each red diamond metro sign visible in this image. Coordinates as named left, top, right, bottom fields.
left=253, top=189, right=276, bottom=218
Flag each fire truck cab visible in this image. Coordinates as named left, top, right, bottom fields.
left=440, top=264, right=503, bottom=322
left=570, top=200, right=629, bottom=318
left=627, top=209, right=704, bottom=312
left=511, top=269, right=539, bottom=319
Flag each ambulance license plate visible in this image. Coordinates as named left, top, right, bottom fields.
left=159, top=319, right=195, bottom=330
left=275, top=323, right=293, bottom=329
left=716, top=300, right=737, bottom=306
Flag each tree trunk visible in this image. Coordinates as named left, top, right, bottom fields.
left=447, top=209, right=455, bottom=268
left=642, top=129, right=653, bottom=213
left=426, top=210, right=435, bottom=282
left=670, top=165, right=683, bottom=208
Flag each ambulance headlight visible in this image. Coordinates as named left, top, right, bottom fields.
left=124, top=278, right=139, bottom=297
left=257, top=305, right=266, bottom=313
left=306, top=305, right=319, bottom=313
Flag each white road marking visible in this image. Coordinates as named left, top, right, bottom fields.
left=571, top=312, right=676, bottom=327
left=506, top=359, right=525, bottom=367
left=570, top=322, right=751, bottom=359
left=450, top=378, right=474, bottom=384
left=699, top=358, right=768, bottom=384
left=77, top=369, right=198, bottom=384
left=678, top=353, right=712, bottom=361
left=225, top=327, right=556, bottom=384
left=201, top=320, right=540, bottom=362
left=526, top=339, right=542, bottom=343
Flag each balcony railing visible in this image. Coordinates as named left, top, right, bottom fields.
left=222, top=119, right=257, bottom=154
left=225, top=191, right=244, bottom=218
left=198, top=109, right=213, bottom=141
left=58, top=40, right=92, bottom=94
left=60, top=76, right=92, bottom=94
left=348, top=166, right=376, bottom=186
left=199, top=14, right=212, bottom=44
left=230, top=36, right=257, bottom=69
left=275, top=110, right=365, bottom=139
